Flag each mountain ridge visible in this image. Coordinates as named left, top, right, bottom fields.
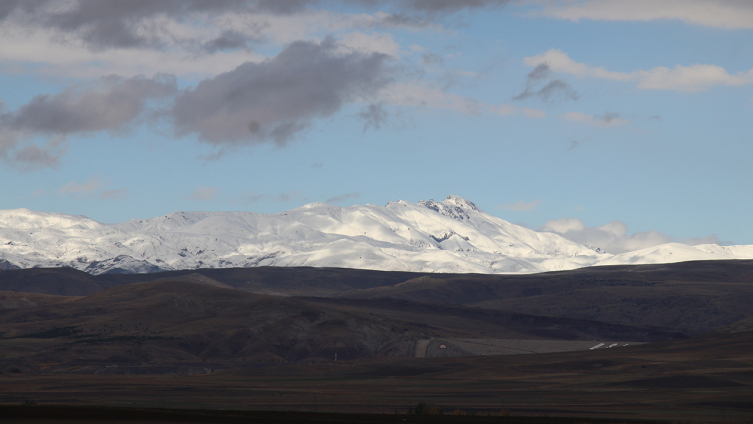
left=1, top=196, right=751, bottom=275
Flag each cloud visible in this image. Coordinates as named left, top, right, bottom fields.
left=532, top=0, right=753, bottom=29
left=8, top=74, right=176, bottom=135
left=0, top=74, right=176, bottom=169
left=8, top=143, right=66, bottom=171
left=513, top=63, right=579, bottom=102
left=172, top=38, right=392, bottom=146
left=338, top=31, right=401, bottom=57
left=357, top=103, right=389, bottom=132
left=186, top=186, right=218, bottom=202
left=380, top=81, right=545, bottom=118
left=379, top=81, right=482, bottom=115
left=230, top=191, right=304, bottom=204
left=325, top=192, right=361, bottom=204
left=562, top=111, right=630, bottom=127
left=398, top=0, right=512, bottom=13
left=58, top=177, right=104, bottom=196
left=684, top=235, right=724, bottom=246
left=420, top=52, right=444, bottom=66
left=524, top=49, right=753, bottom=92
left=497, top=199, right=543, bottom=212
left=536, top=218, right=723, bottom=254
left=488, top=104, right=545, bottom=118
left=635, top=64, right=753, bottom=91
left=0, top=0, right=510, bottom=60
left=538, top=218, right=674, bottom=254
left=57, top=175, right=128, bottom=200
left=0, top=1, right=312, bottom=51
left=203, top=30, right=258, bottom=53
left=523, top=49, right=631, bottom=81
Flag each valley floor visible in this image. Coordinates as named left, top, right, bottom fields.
left=2, top=336, right=753, bottom=422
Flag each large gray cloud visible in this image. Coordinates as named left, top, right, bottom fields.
left=399, top=0, right=511, bottom=13
left=1, top=0, right=511, bottom=50
left=172, top=38, right=392, bottom=145
left=2, top=1, right=259, bottom=50
left=0, top=74, right=176, bottom=169
left=8, top=74, right=176, bottom=135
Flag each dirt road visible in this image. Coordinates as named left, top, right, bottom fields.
left=415, top=339, right=431, bottom=357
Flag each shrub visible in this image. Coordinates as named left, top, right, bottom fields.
left=414, top=402, right=442, bottom=415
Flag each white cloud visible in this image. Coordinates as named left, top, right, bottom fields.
left=561, top=111, right=630, bottom=127
left=539, top=217, right=674, bottom=254
left=524, top=49, right=753, bottom=92
left=532, top=0, right=753, bottom=29
left=497, top=199, right=543, bottom=212
left=636, top=64, right=753, bottom=91
left=537, top=217, right=723, bottom=254
left=523, top=49, right=630, bottom=81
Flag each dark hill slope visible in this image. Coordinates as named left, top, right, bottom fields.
left=0, top=267, right=105, bottom=296
left=0, top=266, right=438, bottom=296
left=342, top=260, right=753, bottom=335
left=0, top=281, right=429, bottom=367
left=3, top=260, right=753, bottom=336
left=0, top=281, right=682, bottom=372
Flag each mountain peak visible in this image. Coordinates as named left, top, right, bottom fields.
left=443, top=195, right=479, bottom=211
left=418, top=195, right=481, bottom=222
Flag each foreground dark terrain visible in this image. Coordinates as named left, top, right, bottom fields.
left=2, top=261, right=753, bottom=422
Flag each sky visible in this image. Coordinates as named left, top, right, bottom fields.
left=0, top=0, right=751, bottom=254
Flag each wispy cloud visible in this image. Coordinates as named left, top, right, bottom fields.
left=356, top=104, right=389, bottom=132
left=513, top=63, right=579, bottom=102
left=524, top=49, right=753, bottom=92
left=562, top=111, right=630, bottom=127
left=186, top=186, right=218, bottom=202
left=229, top=190, right=304, bottom=204
left=531, top=0, right=753, bottom=30
left=325, top=192, right=361, bottom=204
left=57, top=175, right=128, bottom=200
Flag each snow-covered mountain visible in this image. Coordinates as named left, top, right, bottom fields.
left=596, top=243, right=753, bottom=266
left=0, top=196, right=750, bottom=275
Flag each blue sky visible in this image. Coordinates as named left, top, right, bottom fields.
left=0, top=0, right=751, bottom=253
